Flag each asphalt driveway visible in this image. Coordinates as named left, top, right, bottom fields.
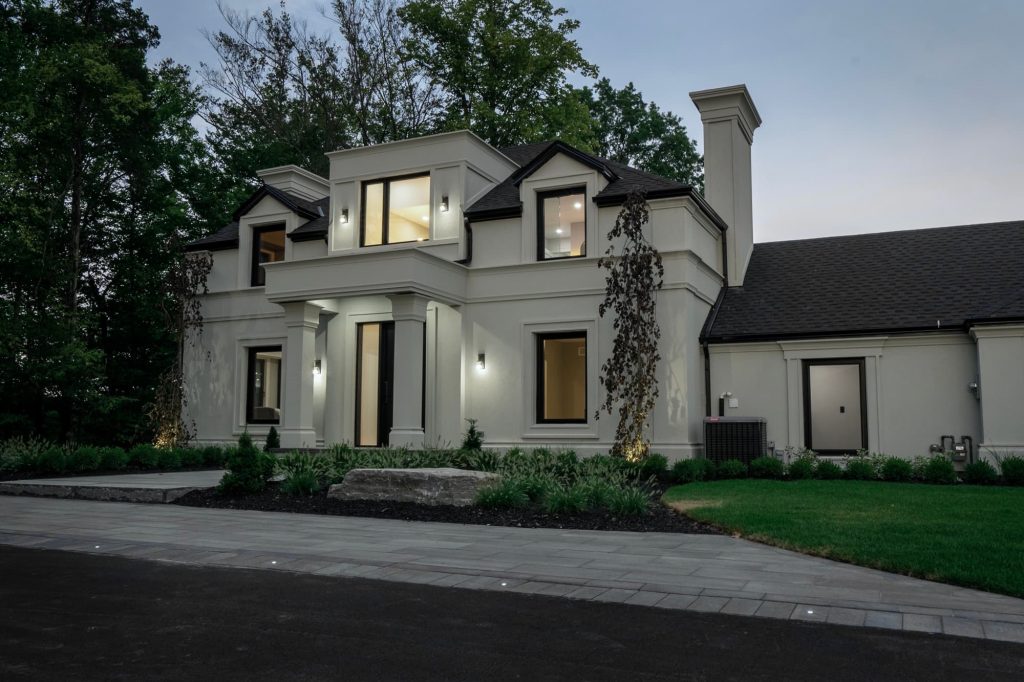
left=2, top=545, right=1022, bottom=681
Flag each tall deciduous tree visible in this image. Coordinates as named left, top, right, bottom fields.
left=596, top=189, right=664, bottom=461
left=398, top=0, right=597, bottom=148
left=578, top=78, right=703, bottom=188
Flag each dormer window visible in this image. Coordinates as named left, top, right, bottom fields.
left=537, top=187, right=586, bottom=261
left=361, top=173, right=431, bottom=246
left=251, top=224, right=285, bottom=286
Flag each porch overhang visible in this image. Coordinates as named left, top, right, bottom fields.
left=263, top=249, right=468, bottom=306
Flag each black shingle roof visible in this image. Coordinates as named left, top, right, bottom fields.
left=186, top=189, right=329, bottom=251
left=465, top=141, right=705, bottom=221
left=705, top=220, right=1024, bottom=342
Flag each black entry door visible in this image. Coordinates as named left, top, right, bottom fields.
left=356, top=321, right=395, bottom=447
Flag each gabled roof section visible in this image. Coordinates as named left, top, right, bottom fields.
left=465, top=140, right=709, bottom=224
left=232, top=183, right=321, bottom=222
left=705, top=220, right=1024, bottom=342
left=185, top=187, right=329, bottom=252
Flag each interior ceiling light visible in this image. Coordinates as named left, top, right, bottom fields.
left=573, top=201, right=582, bottom=209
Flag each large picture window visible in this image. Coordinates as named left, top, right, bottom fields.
left=247, top=346, right=282, bottom=424
left=536, top=332, right=587, bottom=423
left=537, top=187, right=586, bottom=261
left=251, top=224, right=285, bottom=286
left=361, top=173, right=431, bottom=246
left=802, top=359, right=867, bottom=454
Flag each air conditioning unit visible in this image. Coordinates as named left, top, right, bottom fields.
left=703, top=417, right=768, bottom=464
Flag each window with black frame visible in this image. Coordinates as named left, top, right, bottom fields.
left=361, top=173, right=431, bottom=246
left=251, top=225, right=285, bottom=286
left=536, top=332, right=587, bottom=423
left=247, top=346, right=282, bottom=424
left=537, top=187, right=586, bottom=260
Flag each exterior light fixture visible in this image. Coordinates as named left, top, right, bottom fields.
left=341, top=208, right=349, bottom=224
left=440, top=195, right=449, bottom=212
left=312, top=359, right=322, bottom=376
left=476, top=353, right=486, bottom=371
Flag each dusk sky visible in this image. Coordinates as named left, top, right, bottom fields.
left=138, top=0, right=1024, bottom=243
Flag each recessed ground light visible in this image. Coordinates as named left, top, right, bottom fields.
left=501, top=582, right=508, bottom=587
left=807, top=610, right=814, bottom=614
left=271, top=560, right=277, bottom=565
left=94, top=545, right=100, bottom=549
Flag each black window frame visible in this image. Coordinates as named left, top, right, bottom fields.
left=246, top=345, right=282, bottom=425
left=802, top=358, right=868, bottom=455
left=250, top=223, right=286, bottom=287
left=535, top=331, right=588, bottom=424
left=360, top=172, right=431, bottom=247
left=536, top=186, right=587, bottom=262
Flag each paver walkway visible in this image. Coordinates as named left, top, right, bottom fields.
left=1, top=495, right=1023, bottom=643
left=0, top=470, right=223, bottom=503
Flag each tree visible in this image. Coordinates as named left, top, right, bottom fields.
left=398, top=0, right=598, bottom=148
left=595, top=189, right=664, bottom=461
left=578, top=78, right=703, bottom=188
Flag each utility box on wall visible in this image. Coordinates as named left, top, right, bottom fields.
left=703, top=417, right=768, bottom=464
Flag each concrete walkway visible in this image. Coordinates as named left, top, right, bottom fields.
left=1, top=495, right=1023, bottom=643
left=0, top=470, right=224, bottom=503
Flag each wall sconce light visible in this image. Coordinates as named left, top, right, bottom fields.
left=476, top=353, right=486, bottom=371
left=440, top=195, right=449, bottom=213
left=340, top=208, right=349, bottom=224
left=312, top=359, right=322, bottom=376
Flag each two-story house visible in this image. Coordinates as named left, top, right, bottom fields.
left=185, top=84, right=1024, bottom=462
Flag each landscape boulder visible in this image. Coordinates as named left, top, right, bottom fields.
left=327, top=467, right=500, bottom=507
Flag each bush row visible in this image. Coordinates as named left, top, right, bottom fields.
left=0, top=436, right=232, bottom=476
left=669, top=452, right=1024, bottom=486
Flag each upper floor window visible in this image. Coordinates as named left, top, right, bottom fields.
left=537, top=187, right=586, bottom=261
left=361, top=173, right=431, bottom=246
left=251, top=224, right=285, bottom=287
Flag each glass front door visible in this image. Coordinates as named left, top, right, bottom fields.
left=356, top=322, right=395, bottom=447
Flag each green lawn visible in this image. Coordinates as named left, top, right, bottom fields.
left=663, top=480, right=1024, bottom=598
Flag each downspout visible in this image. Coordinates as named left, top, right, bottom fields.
left=455, top=216, right=473, bottom=265
left=700, top=225, right=730, bottom=417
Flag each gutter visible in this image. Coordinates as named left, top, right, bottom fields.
left=698, top=217, right=730, bottom=417
left=455, top=216, right=473, bottom=265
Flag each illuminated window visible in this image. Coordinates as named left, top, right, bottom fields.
left=536, top=332, right=587, bottom=423
left=251, top=225, right=285, bottom=286
left=537, top=187, right=586, bottom=260
left=361, top=174, right=431, bottom=246
left=247, top=346, right=282, bottom=424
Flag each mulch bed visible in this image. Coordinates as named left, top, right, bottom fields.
left=173, top=482, right=720, bottom=534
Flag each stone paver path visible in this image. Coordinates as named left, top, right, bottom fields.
left=0, top=470, right=224, bottom=503
left=1, top=495, right=1023, bottom=643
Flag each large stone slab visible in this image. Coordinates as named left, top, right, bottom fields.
left=328, top=467, right=500, bottom=507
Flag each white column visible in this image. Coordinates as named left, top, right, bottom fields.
left=280, top=301, right=322, bottom=449
left=388, top=294, right=429, bottom=449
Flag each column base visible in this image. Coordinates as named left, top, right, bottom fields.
left=280, top=428, right=318, bottom=449
left=389, top=428, right=425, bottom=450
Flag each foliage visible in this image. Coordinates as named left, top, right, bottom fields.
left=203, top=446, right=229, bottom=467
left=398, top=0, right=597, bottom=148
left=264, top=426, right=280, bottom=451
left=748, top=456, right=784, bottom=479
left=129, top=444, right=161, bottom=470
left=880, top=457, right=913, bottom=482
left=476, top=480, right=530, bottom=508
left=786, top=455, right=816, bottom=480
left=922, top=456, right=957, bottom=485
left=607, top=486, right=651, bottom=516
left=278, top=451, right=333, bottom=481
left=596, top=189, right=663, bottom=460
left=0, top=437, right=52, bottom=474
left=638, top=453, right=668, bottom=481
left=98, top=446, right=129, bottom=471
left=157, top=448, right=182, bottom=470
left=814, top=460, right=844, bottom=480
left=671, top=458, right=714, bottom=484
left=179, top=447, right=205, bottom=468
left=461, top=418, right=484, bottom=451
left=663, top=480, right=1024, bottom=598
left=997, top=456, right=1024, bottom=486
left=575, top=78, right=702, bottom=187
left=37, top=446, right=68, bottom=475
left=962, top=460, right=998, bottom=486
left=844, top=458, right=877, bottom=481
left=281, top=470, right=321, bottom=496
left=715, top=459, right=748, bottom=480
left=543, top=483, right=589, bottom=514
left=218, top=433, right=276, bottom=494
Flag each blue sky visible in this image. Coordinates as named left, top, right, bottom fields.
left=138, top=0, right=1024, bottom=242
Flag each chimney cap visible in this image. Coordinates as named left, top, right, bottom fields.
left=689, top=84, right=762, bottom=144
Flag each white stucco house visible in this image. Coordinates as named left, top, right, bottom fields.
left=185, top=84, right=1024, bottom=462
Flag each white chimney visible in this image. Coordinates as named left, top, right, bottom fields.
left=689, top=85, right=762, bottom=287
